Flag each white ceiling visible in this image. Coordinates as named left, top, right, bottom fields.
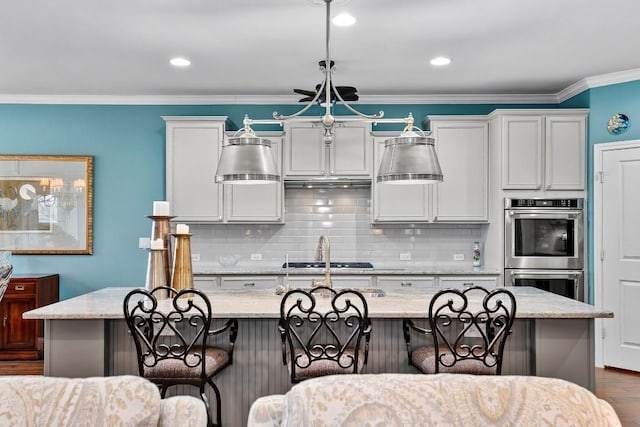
left=2, top=0, right=640, bottom=102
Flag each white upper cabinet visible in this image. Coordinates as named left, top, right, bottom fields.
left=491, top=110, right=587, bottom=191
left=164, top=117, right=284, bottom=224
left=165, top=117, right=226, bottom=223
left=224, top=134, right=284, bottom=223
left=284, top=121, right=372, bottom=178
left=545, top=115, right=587, bottom=190
left=429, top=117, right=489, bottom=222
left=372, top=116, right=489, bottom=223
left=372, top=134, right=431, bottom=222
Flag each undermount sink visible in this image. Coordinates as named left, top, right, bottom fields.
left=341, top=288, right=386, bottom=298
left=275, top=287, right=386, bottom=298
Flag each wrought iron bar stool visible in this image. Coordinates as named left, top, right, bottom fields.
left=278, top=286, right=372, bottom=383
left=404, top=286, right=516, bottom=375
left=123, top=286, right=238, bottom=427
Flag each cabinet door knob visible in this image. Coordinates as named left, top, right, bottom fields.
left=2, top=317, right=6, bottom=328
left=14, top=285, right=25, bottom=291
left=400, top=282, right=412, bottom=287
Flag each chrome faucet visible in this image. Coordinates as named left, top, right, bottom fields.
left=312, top=235, right=332, bottom=289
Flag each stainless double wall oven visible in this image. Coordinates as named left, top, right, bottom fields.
left=504, top=198, right=585, bottom=301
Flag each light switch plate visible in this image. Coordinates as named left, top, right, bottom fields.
left=138, top=237, right=150, bottom=249
left=453, top=253, right=465, bottom=261
left=251, top=253, right=262, bottom=261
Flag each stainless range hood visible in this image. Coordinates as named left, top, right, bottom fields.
left=284, top=177, right=372, bottom=189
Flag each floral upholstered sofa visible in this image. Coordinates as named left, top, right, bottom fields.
left=248, top=373, right=620, bottom=427
left=0, top=375, right=207, bottom=426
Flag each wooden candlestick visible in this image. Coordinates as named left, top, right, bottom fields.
left=147, top=215, right=175, bottom=286
left=171, top=233, right=194, bottom=292
left=145, top=248, right=168, bottom=299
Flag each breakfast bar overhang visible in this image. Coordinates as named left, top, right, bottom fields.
left=25, top=286, right=613, bottom=427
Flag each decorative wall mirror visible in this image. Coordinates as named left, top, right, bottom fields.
left=0, top=155, right=93, bottom=254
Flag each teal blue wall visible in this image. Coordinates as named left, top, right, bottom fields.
left=0, top=100, right=590, bottom=299
left=581, top=80, right=640, bottom=303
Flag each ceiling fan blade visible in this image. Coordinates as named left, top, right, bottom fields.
left=335, top=86, right=357, bottom=93
left=298, top=96, right=315, bottom=102
left=293, top=88, right=316, bottom=97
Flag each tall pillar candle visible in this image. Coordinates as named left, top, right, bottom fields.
left=153, top=201, right=170, bottom=216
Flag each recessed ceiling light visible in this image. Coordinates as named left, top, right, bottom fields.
left=430, top=57, right=451, bottom=66
left=170, top=57, right=191, bottom=67
left=332, top=12, right=356, bottom=26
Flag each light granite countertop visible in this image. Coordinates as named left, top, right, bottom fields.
left=25, top=286, right=613, bottom=320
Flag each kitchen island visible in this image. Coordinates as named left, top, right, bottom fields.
left=25, top=286, right=612, bottom=427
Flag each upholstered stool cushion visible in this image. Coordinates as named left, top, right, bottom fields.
left=411, top=345, right=497, bottom=374
left=288, top=347, right=365, bottom=380
left=143, top=346, right=230, bottom=381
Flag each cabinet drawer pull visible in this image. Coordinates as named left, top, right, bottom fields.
left=400, top=282, right=412, bottom=287
left=14, top=285, right=25, bottom=291
left=463, top=282, right=474, bottom=287
left=243, top=282, right=256, bottom=287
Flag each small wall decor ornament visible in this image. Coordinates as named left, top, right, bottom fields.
left=607, top=113, right=630, bottom=135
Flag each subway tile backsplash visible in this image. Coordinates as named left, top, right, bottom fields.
left=190, top=188, right=484, bottom=269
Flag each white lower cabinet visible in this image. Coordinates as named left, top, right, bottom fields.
left=285, top=275, right=373, bottom=289
left=377, top=276, right=436, bottom=290
left=437, top=276, right=498, bottom=289
left=219, top=276, right=278, bottom=290
left=194, top=276, right=218, bottom=292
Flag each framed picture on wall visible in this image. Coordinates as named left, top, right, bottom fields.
left=0, top=155, right=94, bottom=254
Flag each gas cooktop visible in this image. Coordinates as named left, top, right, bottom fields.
left=282, top=262, right=374, bottom=269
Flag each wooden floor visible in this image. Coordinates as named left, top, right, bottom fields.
left=0, top=362, right=638, bottom=424
left=596, top=367, right=640, bottom=426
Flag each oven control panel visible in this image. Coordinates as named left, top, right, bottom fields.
left=505, top=198, right=584, bottom=209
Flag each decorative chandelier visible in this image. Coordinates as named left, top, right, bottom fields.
left=215, top=0, right=443, bottom=185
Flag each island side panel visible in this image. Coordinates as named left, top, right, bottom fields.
left=44, top=319, right=107, bottom=377
left=534, top=318, right=595, bottom=391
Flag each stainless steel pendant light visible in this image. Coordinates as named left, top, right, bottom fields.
left=215, top=126, right=280, bottom=184
left=216, top=0, right=443, bottom=185
left=377, top=128, right=443, bottom=184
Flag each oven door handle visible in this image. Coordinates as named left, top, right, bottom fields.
left=508, top=211, right=582, bottom=219
left=510, top=271, right=581, bottom=280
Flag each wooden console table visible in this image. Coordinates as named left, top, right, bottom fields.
left=0, top=274, right=59, bottom=360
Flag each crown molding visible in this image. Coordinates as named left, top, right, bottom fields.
left=1, top=68, right=639, bottom=105
left=557, top=68, right=640, bottom=103
left=358, top=93, right=557, bottom=104
left=0, top=93, right=559, bottom=105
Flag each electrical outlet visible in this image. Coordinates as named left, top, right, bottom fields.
left=191, top=254, right=200, bottom=262
left=453, top=253, right=465, bottom=261
left=399, top=252, right=411, bottom=261
left=250, top=253, right=262, bottom=261
left=138, top=237, right=150, bottom=249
